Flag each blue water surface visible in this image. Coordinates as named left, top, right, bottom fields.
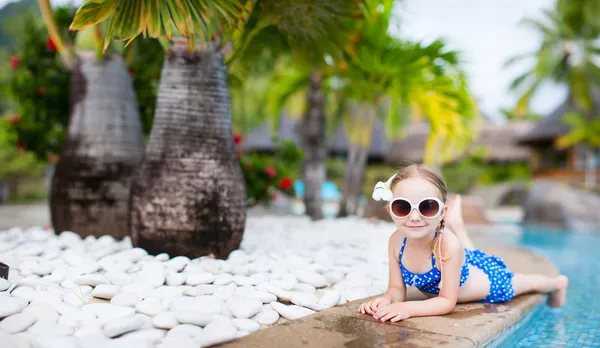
left=498, top=225, right=600, bottom=347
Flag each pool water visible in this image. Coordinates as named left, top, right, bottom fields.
left=498, top=225, right=600, bottom=347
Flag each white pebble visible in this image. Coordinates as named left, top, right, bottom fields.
left=103, top=314, right=147, bottom=338
left=152, top=312, right=178, bottom=329
left=185, top=272, right=215, bottom=286
left=110, top=292, right=141, bottom=307
left=232, top=318, right=260, bottom=333
left=135, top=298, right=166, bottom=317
left=92, top=284, right=120, bottom=299
left=175, top=311, right=213, bottom=327
left=0, top=312, right=36, bottom=333
left=166, top=273, right=186, bottom=286
left=251, top=308, right=279, bottom=325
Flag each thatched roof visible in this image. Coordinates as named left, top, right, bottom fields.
left=241, top=114, right=389, bottom=159
left=385, top=121, right=535, bottom=164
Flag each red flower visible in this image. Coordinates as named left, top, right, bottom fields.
left=279, top=177, right=293, bottom=190
left=47, top=37, right=57, bottom=52
left=7, top=114, right=19, bottom=125
left=233, top=134, right=242, bottom=145
left=265, top=166, right=276, bottom=178
left=9, top=56, right=20, bottom=70
left=36, top=86, right=46, bottom=95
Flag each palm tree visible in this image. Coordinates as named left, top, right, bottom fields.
left=335, top=0, right=477, bottom=216
left=70, top=0, right=362, bottom=258
left=39, top=1, right=145, bottom=238
left=507, top=8, right=600, bottom=189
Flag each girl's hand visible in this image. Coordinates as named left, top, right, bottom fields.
left=358, top=296, right=391, bottom=315
left=373, top=302, right=411, bottom=322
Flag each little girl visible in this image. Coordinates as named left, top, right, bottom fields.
left=358, top=164, right=568, bottom=322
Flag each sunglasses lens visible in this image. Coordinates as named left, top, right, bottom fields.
left=391, top=199, right=412, bottom=217
left=419, top=199, right=440, bottom=218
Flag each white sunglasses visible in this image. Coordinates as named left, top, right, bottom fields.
left=388, top=197, right=445, bottom=219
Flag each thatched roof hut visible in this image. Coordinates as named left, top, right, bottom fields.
left=241, top=115, right=389, bottom=160
left=385, top=120, right=535, bottom=165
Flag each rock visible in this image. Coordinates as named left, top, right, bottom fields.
left=155, top=253, right=170, bottom=262
left=103, top=314, right=147, bottom=338
left=166, top=324, right=203, bottom=339
left=317, top=290, right=341, bottom=309
left=195, top=284, right=217, bottom=295
left=73, top=324, right=104, bottom=338
left=82, top=303, right=136, bottom=321
left=110, top=292, right=142, bottom=307
left=138, top=262, right=165, bottom=287
left=272, top=273, right=297, bottom=290
left=121, top=328, right=166, bottom=345
left=0, top=296, right=28, bottom=318
left=213, top=273, right=234, bottom=285
left=250, top=308, right=279, bottom=326
left=175, top=311, right=213, bottom=327
left=232, top=318, right=260, bottom=333
left=150, top=286, right=183, bottom=301
left=294, top=270, right=329, bottom=288
left=234, top=286, right=277, bottom=304
left=22, top=303, right=59, bottom=323
left=342, top=287, right=369, bottom=301
left=164, top=256, right=190, bottom=272
left=165, top=273, right=186, bottom=286
left=92, top=284, right=120, bottom=300
left=152, top=312, right=178, bottom=329
left=120, top=282, right=154, bottom=298
left=178, top=286, right=199, bottom=296
left=270, top=301, right=315, bottom=320
left=57, top=310, right=96, bottom=328
left=290, top=292, right=319, bottom=307
left=0, top=312, right=37, bottom=333
left=135, top=298, right=166, bottom=317
left=226, top=296, right=263, bottom=319
left=74, top=274, right=109, bottom=287
left=170, top=296, right=222, bottom=314
left=523, top=180, right=600, bottom=229
left=185, top=272, right=215, bottom=286
left=30, top=335, right=79, bottom=348
left=0, top=278, right=9, bottom=291
left=293, top=283, right=316, bottom=293
left=198, top=320, right=239, bottom=347
left=27, top=320, right=74, bottom=336
left=157, top=337, right=199, bottom=348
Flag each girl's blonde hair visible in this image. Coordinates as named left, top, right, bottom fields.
left=389, top=163, right=449, bottom=263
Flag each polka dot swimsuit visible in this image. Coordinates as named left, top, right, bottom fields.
left=399, top=233, right=515, bottom=303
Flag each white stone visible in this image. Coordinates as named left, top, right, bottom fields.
left=138, top=262, right=165, bottom=288
left=290, top=292, right=319, bottom=307
left=152, top=312, right=178, bottom=329
left=175, top=311, right=213, bottom=327
left=213, top=273, right=233, bottom=285
left=110, top=292, right=141, bottom=307
left=57, top=309, right=97, bottom=328
left=0, top=296, right=28, bottom=318
left=103, top=314, right=147, bottom=338
left=232, top=318, right=260, bottom=333
left=0, top=312, right=37, bottom=333
left=248, top=273, right=270, bottom=285
left=74, top=274, right=109, bottom=287
left=63, top=290, right=90, bottom=307
left=170, top=296, right=222, bottom=314
left=22, top=303, right=59, bottom=323
left=317, top=290, right=342, bottom=309
left=342, top=287, right=369, bottom=301
left=213, top=283, right=237, bottom=300
left=31, top=335, right=79, bottom=348
left=157, top=337, right=198, bottom=348
left=121, top=328, right=165, bottom=345
left=135, top=298, right=166, bottom=317
left=250, top=308, right=279, bottom=326
left=166, top=273, right=185, bottom=286
left=73, top=324, right=104, bottom=338
left=263, top=284, right=293, bottom=302
left=82, top=303, right=136, bottom=321
left=27, top=320, right=74, bottom=336
left=166, top=324, right=203, bottom=339
left=100, top=259, right=133, bottom=273
left=272, top=273, right=297, bottom=290
left=226, top=296, right=263, bottom=319
left=198, top=320, right=239, bottom=347
left=234, top=286, right=277, bottom=304
left=178, top=285, right=199, bottom=296
left=155, top=253, right=170, bottom=262
left=270, top=301, right=315, bottom=320
left=119, top=282, right=154, bottom=299
left=32, top=263, right=54, bottom=276
left=232, top=275, right=253, bottom=286
left=92, top=284, right=120, bottom=300
left=195, top=284, right=217, bottom=295
left=0, top=278, right=10, bottom=291
left=294, top=270, right=329, bottom=288
left=150, top=286, right=183, bottom=300
left=185, top=272, right=215, bottom=286
left=164, top=256, right=190, bottom=272
left=293, top=283, right=316, bottom=293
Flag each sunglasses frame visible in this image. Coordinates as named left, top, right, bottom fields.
left=388, top=197, right=445, bottom=219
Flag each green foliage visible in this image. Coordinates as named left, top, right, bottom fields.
left=237, top=137, right=302, bottom=206
left=0, top=116, right=45, bottom=181
left=6, top=13, right=72, bottom=161
left=557, top=112, right=600, bottom=149
left=0, top=0, right=39, bottom=50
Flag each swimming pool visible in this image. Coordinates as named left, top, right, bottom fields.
left=497, top=225, right=600, bottom=347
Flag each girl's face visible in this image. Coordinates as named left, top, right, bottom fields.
left=387, top=176, right=446, bottom=240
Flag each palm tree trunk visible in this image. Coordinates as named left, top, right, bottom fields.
left=50, top=52, right=145, bottom=238
left=338, top=143, right=370, bottom=217
left=129, top=38, right=246, bottom=260
left=301, top=71, right=326, bottom=220
left=585, top=144, right=596, bottom=189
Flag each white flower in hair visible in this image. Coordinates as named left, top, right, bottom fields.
left=372, top=174, right=396, bottom=201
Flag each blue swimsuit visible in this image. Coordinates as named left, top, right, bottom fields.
left=399, top=233, right=515, bottom=303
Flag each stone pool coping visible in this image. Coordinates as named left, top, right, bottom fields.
left=219, top=234, right=557, bottom=348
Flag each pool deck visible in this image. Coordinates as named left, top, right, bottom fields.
left=0, top=204, right=557, bottom=347
left=220, top=233, right=557, bottom=348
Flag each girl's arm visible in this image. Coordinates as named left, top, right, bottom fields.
left=383, top=231, right=406, bottom=303
left=374, top=232, right=464, bottom=321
